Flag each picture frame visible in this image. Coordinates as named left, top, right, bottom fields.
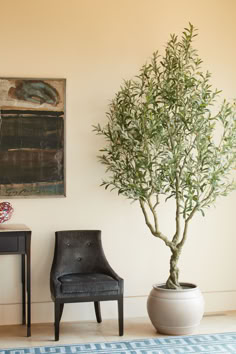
left=0, top=78, right=66, bottom=197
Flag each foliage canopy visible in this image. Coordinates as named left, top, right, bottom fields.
left=94, top=24, right=236, bottom=289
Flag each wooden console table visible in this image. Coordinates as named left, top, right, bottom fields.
left=0, top=224, right=31, bottom=337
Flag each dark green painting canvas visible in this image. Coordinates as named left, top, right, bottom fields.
left=0, top=78, right=65, bottom=197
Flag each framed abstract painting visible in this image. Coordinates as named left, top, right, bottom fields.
left=0, top=78, right=66, bottom=197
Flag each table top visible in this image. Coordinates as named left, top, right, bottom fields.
left=0, top=224, right=31, bottom=232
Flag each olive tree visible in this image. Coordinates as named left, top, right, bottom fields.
left=93, top=24, right=236, bottom=289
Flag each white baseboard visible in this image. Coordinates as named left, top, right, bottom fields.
left=203, top=290, right=236, bottom=313
left=0, top=291, right=235, bottom=326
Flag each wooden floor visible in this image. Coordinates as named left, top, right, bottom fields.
left=0, top=312, right=235, bottom=348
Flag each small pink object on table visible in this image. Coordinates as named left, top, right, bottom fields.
left=0, top=202, right=14, bottom=223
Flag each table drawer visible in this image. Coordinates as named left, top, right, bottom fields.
left=0, top=233, right=25, bottom=253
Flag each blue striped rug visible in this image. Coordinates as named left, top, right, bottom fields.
left=1, top=332, right=236, bottom=353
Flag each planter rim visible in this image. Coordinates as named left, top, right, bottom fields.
left=153, top=282, right=198, bottom=292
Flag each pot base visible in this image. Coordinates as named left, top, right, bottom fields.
left=153, top=324, right=199, bottom=336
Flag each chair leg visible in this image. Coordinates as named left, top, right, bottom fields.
left=94, top=301, right=102, bottom=323
left=54, top=302, right=61, bottom=341
left=59, top=303, right=64, bottom=323
left=118, top=297, right=124, bottom=336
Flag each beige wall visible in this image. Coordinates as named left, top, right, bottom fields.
left=0, top=0, right=236, bottom=325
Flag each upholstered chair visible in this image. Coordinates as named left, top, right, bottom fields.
left=50, top=230, right=124, bottom=341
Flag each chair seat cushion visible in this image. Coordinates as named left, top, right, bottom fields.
left=58, top=273, right=119, bottom=294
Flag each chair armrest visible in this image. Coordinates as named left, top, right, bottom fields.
left=99, top=255, right=124, bottom=293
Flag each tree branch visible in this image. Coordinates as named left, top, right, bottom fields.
left=153, top=194, right=160, bottom=209
left=147, top=197, right=158, bottom=232
left=139, top=199, right=174, bottom=249
left=199, top=186, right=215, bottom=208
left=177, top=203, right=199, bottom=249
left=172, top=174, right=181, bottom=244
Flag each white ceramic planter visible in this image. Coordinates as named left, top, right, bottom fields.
left=147, top=283, right=204, bottom=335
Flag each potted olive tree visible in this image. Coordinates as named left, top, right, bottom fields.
left=93, top=24, right=236, bottom=335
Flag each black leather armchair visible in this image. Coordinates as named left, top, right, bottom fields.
left=50, top=230, right=124, bottom=341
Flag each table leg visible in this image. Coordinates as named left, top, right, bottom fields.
left=27, top=256, right=31, bottom=336
left=26, top=232, right=31, bottom=337
left=21, top=254, right=26, bottom=325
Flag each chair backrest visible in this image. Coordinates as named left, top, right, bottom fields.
left=51, top=230, right=110, bottom=277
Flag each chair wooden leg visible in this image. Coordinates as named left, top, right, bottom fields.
left=54, top=302, right=61, bottom=341
left=94, top=301, right=102, bottom=323
left=59, top=303, right=64, bottom=323
left=118, top=297, right=124, bottom=336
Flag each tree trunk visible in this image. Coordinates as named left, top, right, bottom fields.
left=166, top=250, right=181, bottom=289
